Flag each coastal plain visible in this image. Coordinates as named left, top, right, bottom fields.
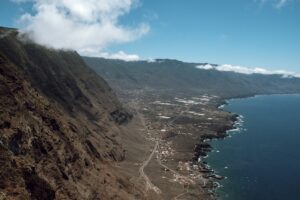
left=108, top=90, right=239, bottom=200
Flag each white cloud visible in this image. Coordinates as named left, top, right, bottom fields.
left=100, top=51, right=140, bottom=61
left=196, top=64, right=300, bottom=78
left=13, top=0, right=149, bottom=59
left=216, top=64, right=270, bottom=75
left=196, top=64, right=214, bottom=70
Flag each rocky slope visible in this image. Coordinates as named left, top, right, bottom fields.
left=0, top=27, right=142, bottom=200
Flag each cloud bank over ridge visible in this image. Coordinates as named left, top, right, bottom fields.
left=13, top=0, right=149, bottom=59
left=196, top=64, right=300, bottom=78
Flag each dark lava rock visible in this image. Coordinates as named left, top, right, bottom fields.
left=23, top=170, right=55, bottom=200
left=110, top=110, right=133, bottom=125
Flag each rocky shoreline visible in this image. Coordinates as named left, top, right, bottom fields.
left=193, top=100, right=243, bottom=197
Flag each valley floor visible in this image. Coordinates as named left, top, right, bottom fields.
left=118, top=90, right=236, bottom=200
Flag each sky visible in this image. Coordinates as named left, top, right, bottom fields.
left=0, top=0, right=300, bottom=73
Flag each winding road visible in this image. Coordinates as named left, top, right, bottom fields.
left=133, top=103, right=161, bottom=194
left=138, top=140, right=161, bottom=193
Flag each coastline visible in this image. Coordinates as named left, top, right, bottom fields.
left=199, top=113, right=245, bottom=198
left=193, top=100, right=242, bottom=198
left=199, top=93, right=300, bottom=199
left=194, top=95, right=252, bottom=198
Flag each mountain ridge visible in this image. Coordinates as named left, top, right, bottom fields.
left=83, top=56, right=300, bottom=99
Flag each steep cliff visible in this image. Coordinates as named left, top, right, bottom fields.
left=0, top=27, right=140, bottom=200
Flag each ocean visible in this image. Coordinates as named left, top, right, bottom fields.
left=205, top=94, right=300, bottom=200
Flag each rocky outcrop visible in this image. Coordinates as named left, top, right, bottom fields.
left=110, top=110, right=133, bottom=125
left=193, top=142, right=212, bottom=159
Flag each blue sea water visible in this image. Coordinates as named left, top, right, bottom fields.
left=205, top=94, right=300, bottom=200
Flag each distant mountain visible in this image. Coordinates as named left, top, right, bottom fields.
left=0, top=27, right=142, bottom=200
left=83, top=57, right=300, bottom=98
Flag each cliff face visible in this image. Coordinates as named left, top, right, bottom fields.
left=0, top=27, right=138, bottom=200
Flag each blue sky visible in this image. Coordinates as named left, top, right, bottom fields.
left=1, top=0, right=300, bottom=72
